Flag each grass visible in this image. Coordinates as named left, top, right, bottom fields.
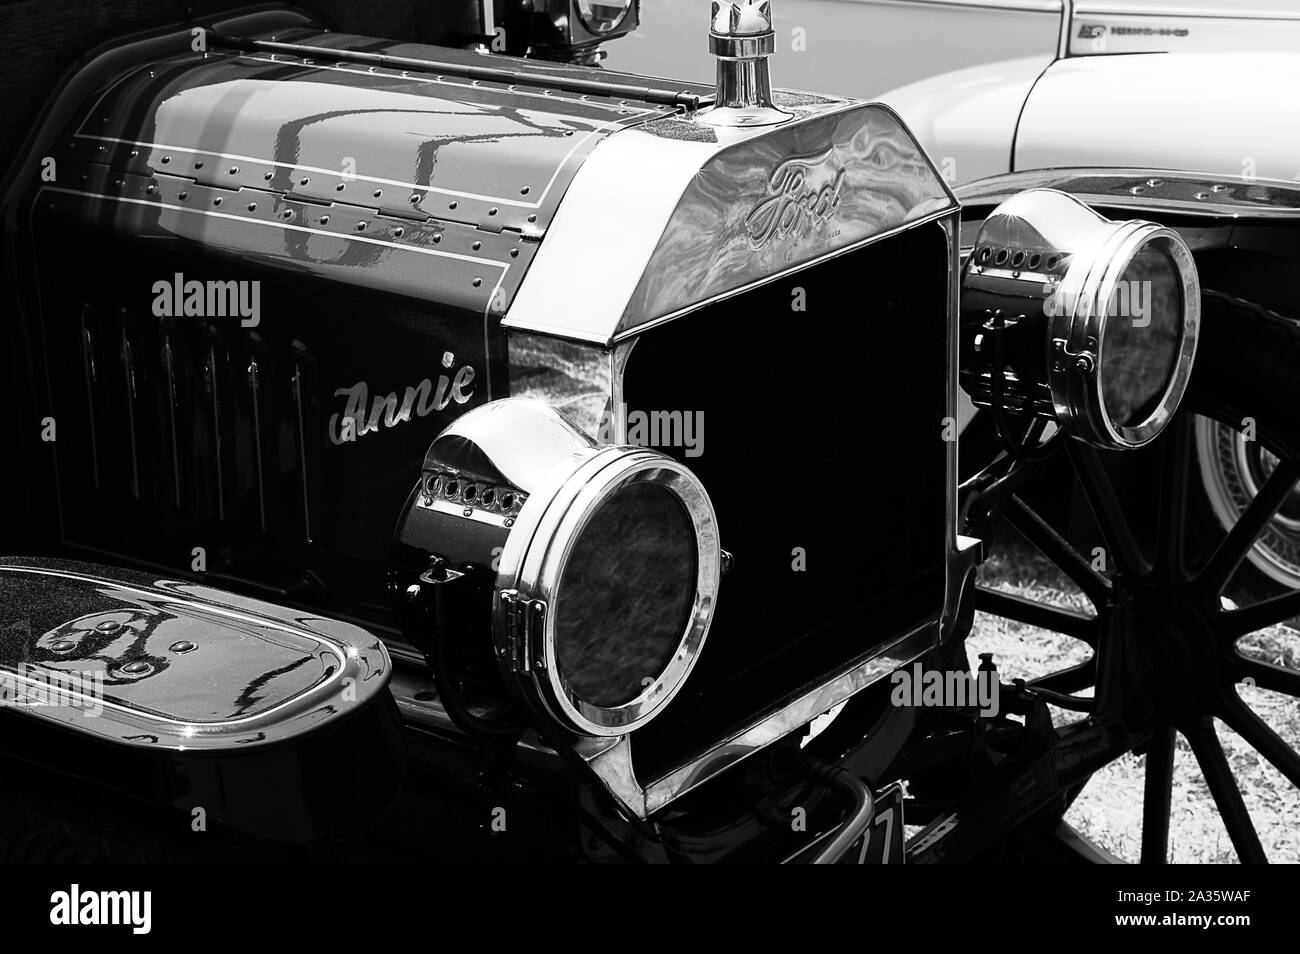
left=969, top=529, right=1300, bottom=864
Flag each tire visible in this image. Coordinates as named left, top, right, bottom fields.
left=1188, top=291, right=1300, bottom=595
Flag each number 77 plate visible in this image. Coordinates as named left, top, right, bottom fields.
left=849, top=780, right=906, bottom=864
left=785, top=779, right=907, bottom=864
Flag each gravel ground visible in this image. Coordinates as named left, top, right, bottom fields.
left=970, top=533, right=1300, bottom=864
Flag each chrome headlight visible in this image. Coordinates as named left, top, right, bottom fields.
left=960, top=188, right=1200, bottom=450
left=392, top=399, right=720, bottom=737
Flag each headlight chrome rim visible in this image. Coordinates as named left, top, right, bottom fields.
left=494, top=444, right=720, bottom=737
left=963, top=187, right=1201, bottom=452
left=1048, top=219, right=1201, bottom=450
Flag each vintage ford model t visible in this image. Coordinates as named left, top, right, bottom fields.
left=1, top=0, right=1298, bottom=863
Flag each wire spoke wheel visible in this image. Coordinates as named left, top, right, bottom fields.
left=962, top=291, right=1300, bottom=864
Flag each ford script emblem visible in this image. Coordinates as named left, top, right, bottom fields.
left=744, top=149, right=846, bottom=250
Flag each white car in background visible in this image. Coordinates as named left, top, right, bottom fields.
left=611, top=0, right=1300, bottom=592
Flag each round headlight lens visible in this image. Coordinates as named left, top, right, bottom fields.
left=555, top=481, right=698, bottom=707
left=1100, top=243, right=1183, bottom=428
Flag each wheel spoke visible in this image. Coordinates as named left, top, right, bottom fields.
left=1065, top=442, right=1151, bottom=576
left=975, top=585, right=1097, bottom=645
left=1218, top=588, right=1300, bottom=641
left=1155, top=415, right=1193, bottom=580
left=1028, top=659, right=1095, bottom=694
left=1219, top=693, right=1300, bottom=790
left=1184, top=718, right=1268, bottom=863
left=1234, top=656, right=1300, bottom=699
left=1199, top=460, right=1300, bottom=596
left=1140, top=724, right=1175, bottom=864
left=1004, top=495, right=1112, bottom=606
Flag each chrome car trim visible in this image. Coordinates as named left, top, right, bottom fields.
left=607, top=338, right=638, bottom=443
left=607, top=208, right=957, bottom=344
left=506, top=448, right=721, bottom=735
left=506, top=333, right=614, bottom=438
left=0, top=561, right=391, bottom=749
left=699, top=0, right=792, bottom=128
left=808, top=773, right=876, bottom=865
left=576, top=621, right=938, bottom=819
left=1061, top=221, right=1199, bottom=449
left=2, top=566, right=350, bottom=672
left=963, top=188, right=1200, bottom=450
left=418, top=400, right=721, bottom=737
left=957, top=169, right=1300, bottom=219
left=504, top=97, right=957, bottom=346
left=941, top=214, right=981, bottom=636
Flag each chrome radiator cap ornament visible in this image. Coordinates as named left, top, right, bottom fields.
left=699, top=0, right=792, bottom=127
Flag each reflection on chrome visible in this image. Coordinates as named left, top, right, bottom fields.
left=393, top=399, right=721, bottom=738
left=960, top=188, right=1200, bottom=450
